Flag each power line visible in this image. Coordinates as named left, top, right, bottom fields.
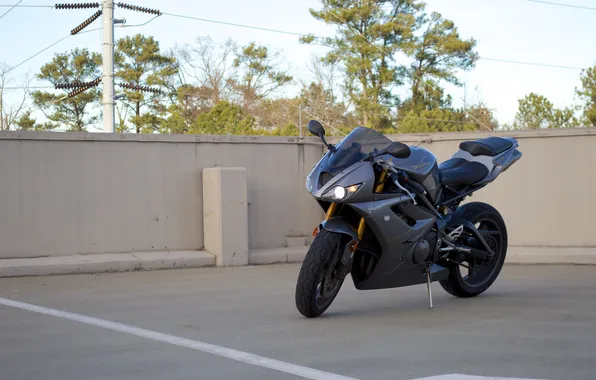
left=3, top=26, right=101, bottom=76
left=117, top=14, right=160, bottom=28
left=160, top=10, right=585, bottom=71
left=3, top=1, right=591, bottom=11
left=479, top=57, right=586, bottom=71
left=3, top=10, right=160, bottom=81
left=5, top=24, right=106, bottom=76
left=115, top=85, right=478, bottom=129
left=2, top=4, right=587, bottom=72
left=396, top=114, right=478, bottom=125
left=160, top=12, right=311, bottom=38
left=2, top=102, right=106, bottom=132
left=0, top=80, right=494, bottom=129
left=0, top=0, right=23, bottom=20
left=1, top=85, right=54, bottom=90
left=0, top=4, right=52, bottom=7
left=159, top=91, right=484, bottom=127
left=4, top=34, right=73, bottom=76
left=2, top=5, right=159, bottom=72
left=5, top=83, right=484, bottom=133
left=523, top=0, right=596, bottom=11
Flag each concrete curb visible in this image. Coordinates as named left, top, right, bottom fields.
left=134, top=251, right=216, bottom=270
left=1, top=247, right=594, bottom=278
left=505, top=246, right=596, bottom=265
left=249, top=246, right=596, bottom=266
left=249, top=247, right=308, bottom=265
left=0, top=251, right=215, bottom=278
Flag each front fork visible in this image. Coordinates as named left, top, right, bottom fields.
left=312, top=170, right=389, bottom=279
left=316, top=170, right=389, bottom=244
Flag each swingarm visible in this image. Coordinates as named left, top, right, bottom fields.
left=439, top=220, right=495, bottom=260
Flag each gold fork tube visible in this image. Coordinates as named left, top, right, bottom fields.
left=324, top=202, right=339, bottom=221
left=357, top=218, right=367, bottom=240
left=374, top=170, right=388, bottom=193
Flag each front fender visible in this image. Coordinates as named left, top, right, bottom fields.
left=320, top=217, right=359, bottom=266
left=320, top=217, right=358, bottom=243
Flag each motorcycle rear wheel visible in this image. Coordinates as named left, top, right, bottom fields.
left=295, top=230, right=346, bottom=318
left=440, top=202, right=508, bottom=298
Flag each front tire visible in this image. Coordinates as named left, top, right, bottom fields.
left=440, top=202, right=508, bottom=298
left=295, top=230, right=347, bottom=318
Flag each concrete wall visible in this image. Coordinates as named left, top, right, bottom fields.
left=0, top=132, right=323, bottom=259
left=1, top=128, right=595, bottom=260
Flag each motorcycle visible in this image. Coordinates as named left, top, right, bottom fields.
left=295, top=120, right=522, bottom=318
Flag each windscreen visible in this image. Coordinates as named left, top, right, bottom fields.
left=320, top=126, right=392, bottom=175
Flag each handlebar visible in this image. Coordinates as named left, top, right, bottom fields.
left=375, top=159, right=426, bottom=196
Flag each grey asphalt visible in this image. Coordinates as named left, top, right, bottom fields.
left=0, top=263, right=594, bottom=380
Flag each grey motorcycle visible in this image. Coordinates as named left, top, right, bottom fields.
left=295, top=120, right=522, bottom=318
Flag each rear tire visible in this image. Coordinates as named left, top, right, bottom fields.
left=295, top=230, right=346, bottom=318
left=440, top=202, right=508, bottom=298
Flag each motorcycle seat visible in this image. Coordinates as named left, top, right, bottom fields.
left=459, top=137, right=513, bottom=157
left=439, top=158, right=489, bottom=186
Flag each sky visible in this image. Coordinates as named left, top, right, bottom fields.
left=1, top=0, right=595, bottom=128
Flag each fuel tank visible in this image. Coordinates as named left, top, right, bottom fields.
left=392, top=146, right=441, bottom=203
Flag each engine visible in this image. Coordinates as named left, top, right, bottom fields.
left=411, top=230, right=438, bottom=264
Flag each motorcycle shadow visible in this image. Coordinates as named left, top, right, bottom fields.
left=317, top=287, right=512, bottom=320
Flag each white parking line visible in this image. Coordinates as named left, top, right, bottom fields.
left=0, top=297, right=551, bottom=380
left=411, top=375, right=548, bottom=380
left=0, top=297, right=359, bottom=380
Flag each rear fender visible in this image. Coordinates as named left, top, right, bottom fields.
left=446, top=211, right=494, bottom=256
left=481, top=141, right=522, bottom=184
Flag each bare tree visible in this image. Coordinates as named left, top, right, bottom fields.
left=232, top=42, right=293, bottom=111
left=0, top=62, right=33, bottom=131
left=176, top=37, right=237, bottom=106
left=462, top=85, right=499, bottom=131
left=300, top=56, right=349, bottom=132
left=306, top=55, right=344, bottom=102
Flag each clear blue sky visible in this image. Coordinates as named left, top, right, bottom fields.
left=1, top=0, right=595, bottom=127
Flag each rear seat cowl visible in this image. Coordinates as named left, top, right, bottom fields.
left=459, top=137, right=513, bottom=157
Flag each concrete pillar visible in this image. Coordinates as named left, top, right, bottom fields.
left=203, top=167, right=248, bottom=266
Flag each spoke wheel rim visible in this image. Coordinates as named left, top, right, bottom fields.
left=458, top=217, right=503, bottom=288
left=315, top=249, right=343, bottom=308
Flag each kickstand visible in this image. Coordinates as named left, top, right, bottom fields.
left=426, top=265, right=436, bottom=311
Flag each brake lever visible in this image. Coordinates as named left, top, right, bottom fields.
left=376, top=159, right=417, bottom=205
left=391, top=172, right=417, bottom=205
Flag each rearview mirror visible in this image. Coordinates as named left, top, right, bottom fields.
left=308, top=120, right=325, bottom=138
left=387, top=141, right=411, bottom=159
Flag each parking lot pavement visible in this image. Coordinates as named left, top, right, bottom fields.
left=1, top=263, right=595, bottom=380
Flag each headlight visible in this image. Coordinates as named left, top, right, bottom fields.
left=306, top=176, right=313, bottom=192
left=323, top=184, right=361, bottom=200
left=332, top=186, right=346, bottom=199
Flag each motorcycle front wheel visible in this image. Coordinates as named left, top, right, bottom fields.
left=295, top=230, right=347, bottom=318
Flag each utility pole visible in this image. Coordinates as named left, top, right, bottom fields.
left=55, top=2, right=161, bottom=133
left=102, top=0, right=115, bottom=133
